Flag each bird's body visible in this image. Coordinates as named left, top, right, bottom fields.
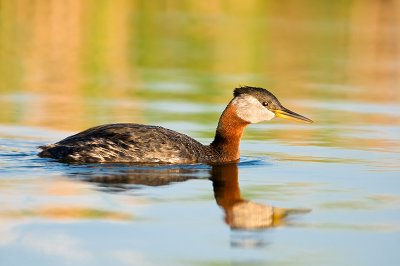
left=39, top=123, right=216, bottom=163
left=38, top=86, right=312, bottom=164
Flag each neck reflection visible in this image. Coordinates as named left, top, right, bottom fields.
left=71, top=162, right=309, bottom=230
left=210, top=163, right=310, bottom=230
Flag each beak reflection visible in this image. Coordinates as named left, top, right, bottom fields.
left=211, top=163, right=311, bottom=230
left=76, top=163, right=311, bottom=231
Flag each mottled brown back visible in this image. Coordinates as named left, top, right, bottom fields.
left=38, top=123, right=217, bottom=163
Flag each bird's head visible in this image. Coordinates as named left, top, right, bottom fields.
left=231, top=86, right=313, bottom=124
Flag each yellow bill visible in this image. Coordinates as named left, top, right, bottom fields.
left=275, top=108, right=313, bottom=123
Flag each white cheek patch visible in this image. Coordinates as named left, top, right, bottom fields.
left=232, top=94, right=275, bottom=123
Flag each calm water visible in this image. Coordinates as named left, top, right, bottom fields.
left=1, top=1, right=400, bottom=266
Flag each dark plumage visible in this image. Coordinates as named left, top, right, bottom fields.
left=39, top=124, right=219, bottom=163
left=234, top=86, right=278, bottom=100
left=38, top=86, right=312, bottom=164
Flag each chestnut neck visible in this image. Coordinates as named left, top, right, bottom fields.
left=211, top=163, right=243, bottom=209
left=210, top=102, right=250, bottom=162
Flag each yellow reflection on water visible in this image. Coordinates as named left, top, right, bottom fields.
left=1, top=206, right=133, bottom=221
left=0, top=1, right=399, bottom=130
left=0, top=178, right=137, bottom=221
left=348, top=0, right=400, bottom=99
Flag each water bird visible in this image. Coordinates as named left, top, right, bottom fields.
left=38, top=86, right=313, bottom=164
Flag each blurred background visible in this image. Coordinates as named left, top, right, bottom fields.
left=0, top=0, right=399, bottom=132
left=1, top=1, right=400, bottom=266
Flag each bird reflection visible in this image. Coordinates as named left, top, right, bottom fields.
left=85, top=166, right=206, bottom=187
left=77, top=162, right=309, bottom=230
left=211, top=163, right=310, bottom=230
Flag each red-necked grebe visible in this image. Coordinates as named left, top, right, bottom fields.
left=38, top=86, right=313, bottom=164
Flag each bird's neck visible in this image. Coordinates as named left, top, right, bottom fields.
left=210, top=102, right=250, bottom=162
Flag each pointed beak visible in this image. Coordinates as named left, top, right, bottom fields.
left=274, top=106, right=313, bottom=123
